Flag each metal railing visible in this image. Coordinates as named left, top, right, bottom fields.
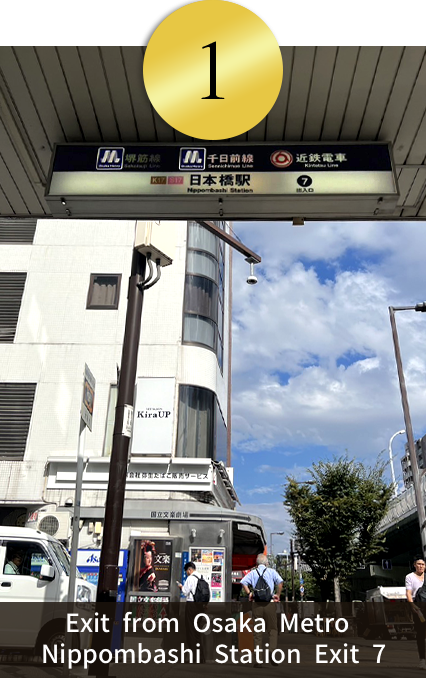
left=379, top=476, right=426, bottom=530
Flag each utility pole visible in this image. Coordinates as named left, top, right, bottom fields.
left=96, top=249, right=146, bottom=603
left=284, top=553, right=288, bottom=602
left=89, top=222, right=261, bottom=677
left=95, top=223, right=261, bottom=605
left=389, top=305, right=426, bottom=558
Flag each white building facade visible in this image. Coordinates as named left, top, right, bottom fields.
left=0, top=218, right=234, bottom=546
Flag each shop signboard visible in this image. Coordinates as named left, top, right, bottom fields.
left=131, top=377, right=175, bottom=456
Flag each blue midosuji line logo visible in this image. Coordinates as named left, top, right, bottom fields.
left=96, top=147, right=125, bottom=170
left=179, top=148, right=206, bottom=171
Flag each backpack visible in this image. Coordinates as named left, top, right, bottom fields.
left=193, top=574, right=210, bottom=603
left=415, top=584, right=426, bottom=603
left=253, top=567, right=272, bottom=602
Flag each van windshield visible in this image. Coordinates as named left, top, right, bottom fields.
left=50, top=541, right=71, bottom=576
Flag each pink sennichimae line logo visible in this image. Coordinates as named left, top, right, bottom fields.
left=270, top=150, right=293, bottom=168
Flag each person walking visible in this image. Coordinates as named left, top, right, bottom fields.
left=406, top=556, right=426, bottom=669
left=241, top=554, right=283, bottom=667
left=178, top=562, right=206, bottom=663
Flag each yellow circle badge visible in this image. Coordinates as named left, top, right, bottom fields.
left=143, top=0, right=283, bottom=140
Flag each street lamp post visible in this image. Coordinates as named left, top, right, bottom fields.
left=270, top=531, right=284, bottom=560
left=388, top=429, right=405, bottom=498
left=89, top=222, right=261, bottom=676
left=96, top=223, right=261, bottom=605
left=389, top=304, right=426, bottom=558
left=290, top=538, right=295, bottom=601
left=283, top=551, right=289, bottom=602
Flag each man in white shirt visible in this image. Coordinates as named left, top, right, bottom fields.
left=179, top=562, right=199, bottom=601
left=178, top=562, right=206, bottom=662
left=4, top=551, right=23, bottom=575
left=406, top=556, right=426, bottom=669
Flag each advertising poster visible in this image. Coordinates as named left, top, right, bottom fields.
left=128, top=538, right=173, bottom=601
left=190, top=547, right=225, bottom=602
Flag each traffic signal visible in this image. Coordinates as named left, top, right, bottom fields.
left=415, top=302, right=426, bottom=312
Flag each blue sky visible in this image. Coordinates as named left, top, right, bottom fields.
left=230, top=221, right=426, bottom=554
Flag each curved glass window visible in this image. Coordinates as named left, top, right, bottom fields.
left=186, top=250, right=219, bottom=283
left=176, top=385, right=227, bottom=462
left=217, top=338, right=223, bottom=371
left=184, top=276, right=218, bottom=323
left=184, top=222, right=225, bottom=370
left=188, top=222, right=218, bottom=257
left=183, top=314, right=215, bottom=349
left=215, top=401, right=227, bottom=464
left=176, top=386, right=214, bottom=459
left=217, top=297, right=224, bottom=340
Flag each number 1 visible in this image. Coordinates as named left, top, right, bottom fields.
left=202, top=42, right=224, bottom=100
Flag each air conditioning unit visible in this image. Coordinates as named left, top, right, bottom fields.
left=36, top=510, right=71, bottom=541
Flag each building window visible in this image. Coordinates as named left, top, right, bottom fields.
left=86, top=274, right=121, bottom=310
left=215, top=400, right=227, bottom=464
left=183, top=222, right=225, bottom=369
left=186, top=250, right=219, bottom=283
left=187, top=222, right=219, bottom=257
left=176, top=384, right=226, bottom=462
left=183, top=314, right=216, bottom=349
left=0, top=383, right=36, bottom=460
left=185, top=276, right=219, bottom=322
left=0, top=272, right=27, bottom=343
left=103, top=384, right=118, bottom=456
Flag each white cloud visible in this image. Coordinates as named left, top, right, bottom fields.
left=231, top=221, right=426, bottom=465
left=246, top=485, right=279, bottom=496
left=238, top=501, right=292, bottom=554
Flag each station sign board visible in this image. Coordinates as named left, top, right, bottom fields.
left=81, top=363, right=95, bottom=431
left=45, top=143, right=399, bottom=220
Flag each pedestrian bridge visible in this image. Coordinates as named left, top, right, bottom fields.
left=379, top=478, right=426, bottom=532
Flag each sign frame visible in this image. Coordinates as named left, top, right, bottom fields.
left=81, top=363, right=95, bottom=431
left=45, top=142, right=399, bottom=220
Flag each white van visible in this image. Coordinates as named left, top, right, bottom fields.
left=0, top=526, right=97, bottom=653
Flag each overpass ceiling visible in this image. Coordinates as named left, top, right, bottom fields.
left=1, top=46, right=426, bottom=220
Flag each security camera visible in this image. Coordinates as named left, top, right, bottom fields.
left=64, top=498, right=73, bottom=507
left=246, top=258, right=259, bottom=285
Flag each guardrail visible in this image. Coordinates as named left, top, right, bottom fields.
left=379, top=476, right=426, bottom=531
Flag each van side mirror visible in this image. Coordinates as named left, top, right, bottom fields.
left=40, top=564, right=55, bottom=581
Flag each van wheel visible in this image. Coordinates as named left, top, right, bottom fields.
left=46, top=629, right=66, bottom=654
left=42, top=629, right=66, bottom=665
left=36, top=624, right=70, bottom=665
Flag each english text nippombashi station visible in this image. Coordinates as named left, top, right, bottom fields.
left=0, top=46, right=426, bottom=601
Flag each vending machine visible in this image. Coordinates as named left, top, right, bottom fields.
left=76, top=549, right=128, bottom=600
left=77, top=549, right=128, bottom=650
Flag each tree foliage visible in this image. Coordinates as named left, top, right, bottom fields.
left=283, top=456, right=393, bottom=600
